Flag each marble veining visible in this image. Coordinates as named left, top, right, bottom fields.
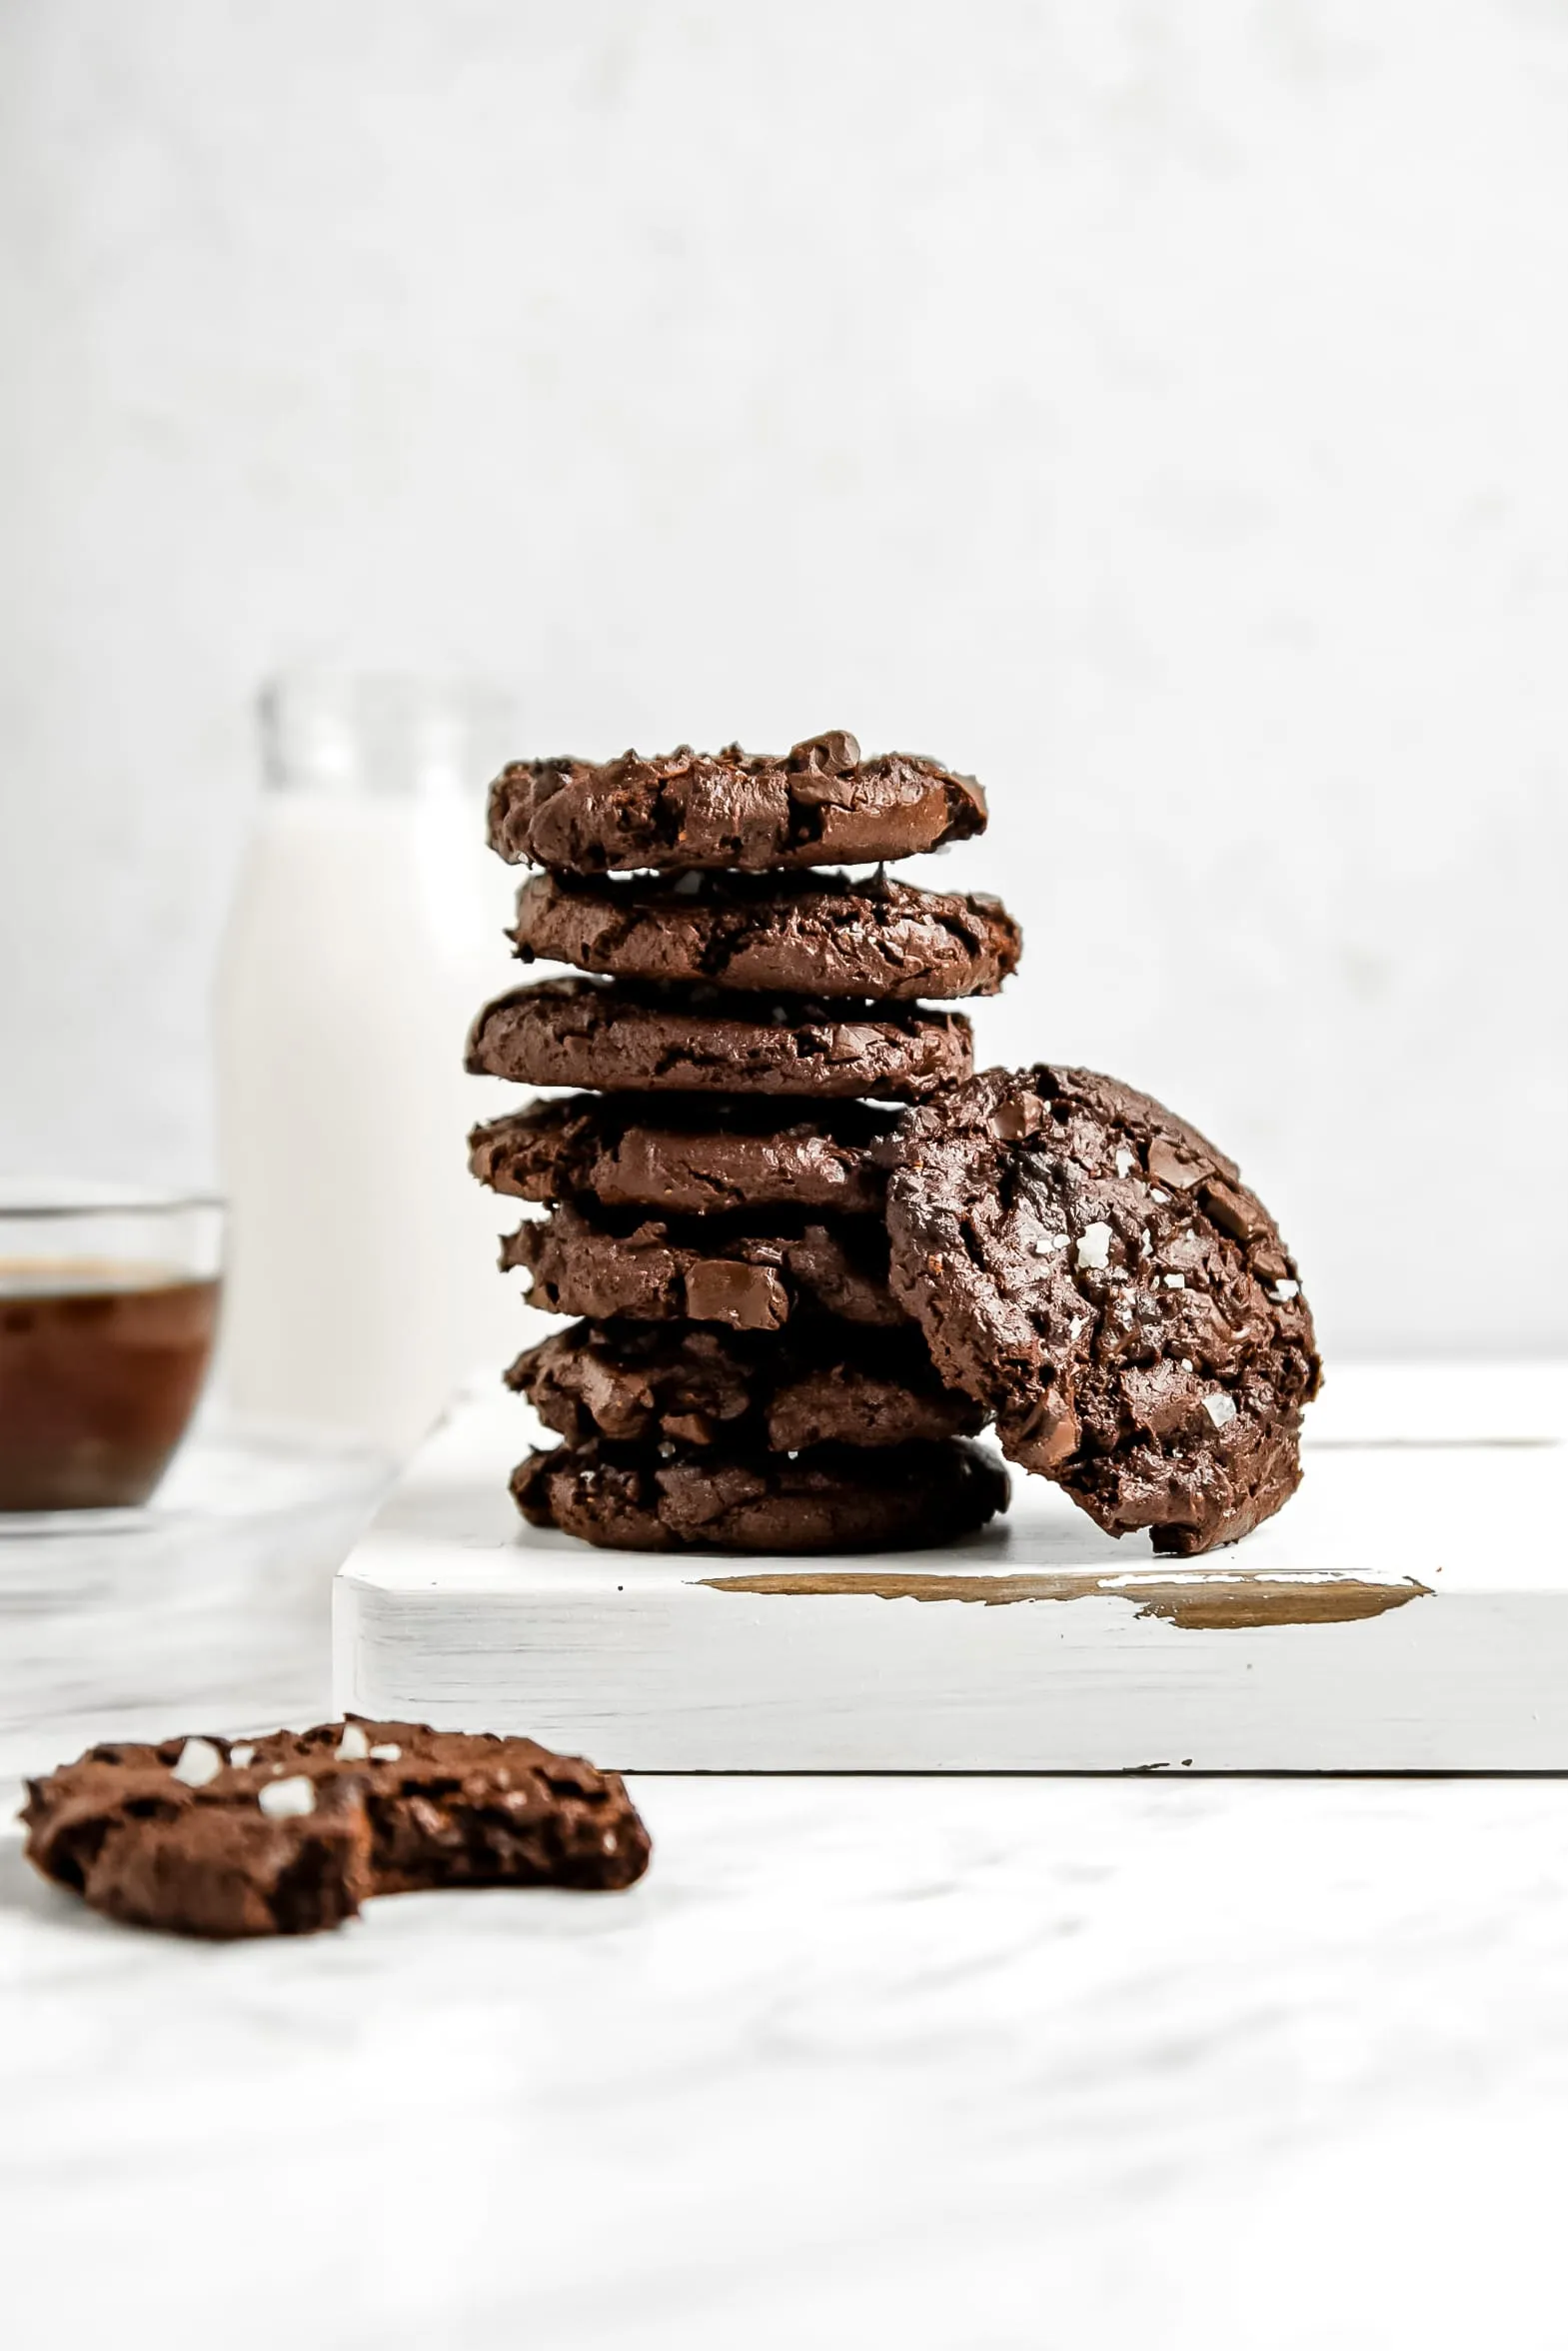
left=6, top=1775, right=1568, bottom=2349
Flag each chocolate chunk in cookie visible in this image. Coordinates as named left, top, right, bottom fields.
left=501, top=1203, right=903, bottom=1331
left=509, top=1319, right=982, bottom=1451
left=466, top=978, right=971, bottom=1102
left=487, top=732, right=986, bottom=874
left=469, top=1094, right=894, bottom=1216
left=511, top=869, right=1021, bottom=1002
left=513, top=1435, right=1008, bottom=1553
left=881, top=1066, right=1321, bottom=1556
left=21, top=1721, right=650, bottom=1938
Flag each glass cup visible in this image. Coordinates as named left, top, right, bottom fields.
left=0, top=1183, right=224, bottom=1512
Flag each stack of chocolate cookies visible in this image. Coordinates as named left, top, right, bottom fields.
left=466, top=732, right=1019, bottom=1553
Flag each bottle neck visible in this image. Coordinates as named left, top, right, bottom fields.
left=258, top=673, right=514, bottom=804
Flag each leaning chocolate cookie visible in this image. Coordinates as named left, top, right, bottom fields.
left=487, top=731, right=987, bottom=873
left=880, top=1066, right=1321, bottom=1556
left=466, top=978, right=972, bottom=1102
left=21, top=1721, right=650, bottom=1939
left=511, top=869, right=1021, bottom=1002
left=469, top=1094, right=894, bottom=1215
left=502, top=1203, right=903, bottom=1331
left=510, top=1319, right=982, bottom=1451
left=513, top=1436, right=1009, bottom=1553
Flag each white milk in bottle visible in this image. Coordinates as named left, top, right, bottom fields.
left=216, top=675, right=527, bottom=1452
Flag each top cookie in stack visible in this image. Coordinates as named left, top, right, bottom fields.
left=467, top=731, right=1018, bottom=1555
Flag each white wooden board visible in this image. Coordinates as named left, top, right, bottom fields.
left=333, top=1362, right=1568, bottom=1771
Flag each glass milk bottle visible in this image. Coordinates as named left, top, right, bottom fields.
left=216, top=674, right=523, bottom=1452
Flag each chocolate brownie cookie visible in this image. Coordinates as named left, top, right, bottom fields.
left=469, top=1094, right=893, bottom=1215
left=510, top=1320, right=982, bottom=1451
left=513, top=1435, right=1008, bottom=1553
left=502, top=1203, right=902, bottom=1331
left=512, top=869, right=1021, bottom=1002
left=487, top=731, right=987, bottom=874
left=881, top=1066, right=1321, bottom=1556
left=21, top=1720, right=651, bottom=1939
left=466, top=979, right=972, bottom=1102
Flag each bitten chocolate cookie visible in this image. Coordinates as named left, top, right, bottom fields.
left=513, top=1436, right=1009, bottom=1553
left=466, top=979, right=972, bottom=1102
left=512, top=869, right=1021, bottom=1002
left=469, top=1094, right=893, bottom=1215
left=881, top=1066, right=1321, bottom=1556
left=21, top=1720, right=651, bottom=1940
left=502, top=1203, right=902, bottom=1331
left=510, top=1320, right=982, bottom=1451
left=487, top=731, right=987, bottom=874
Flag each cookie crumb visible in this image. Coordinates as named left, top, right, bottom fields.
left=258, top=1775, right=317, bottom=1819
left=171, top=1737, right=223, bottom=1789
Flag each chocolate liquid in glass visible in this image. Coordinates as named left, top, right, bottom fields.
left=0, top=1260, right=220, bottom=1510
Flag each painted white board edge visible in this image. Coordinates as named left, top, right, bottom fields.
left=334, top=1363, right=1568, bottom=1771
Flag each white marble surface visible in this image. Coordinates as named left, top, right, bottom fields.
left=0, top=1416, right=392, bottom=1782
left=6, top=1771, right=1568, bottom=2349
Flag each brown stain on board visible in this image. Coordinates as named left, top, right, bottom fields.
left=695, top=1568, right=1434, bottom=1631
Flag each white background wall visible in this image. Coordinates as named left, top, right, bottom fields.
left=1, top=0, right=1564, bottom=1358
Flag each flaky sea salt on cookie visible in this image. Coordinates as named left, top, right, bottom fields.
left=21, top=1721, right=651, bottom=1937
left=880, top=1065, right=1321, bottom=1556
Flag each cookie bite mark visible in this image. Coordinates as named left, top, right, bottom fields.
left=880, top=1065, right=1321, bottom=1555
left=21, top=1722, right=651, bottom=1937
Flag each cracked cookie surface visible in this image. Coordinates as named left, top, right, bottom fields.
left=486, top=730, right=986, bottom=874
left=513, top=1435, right=1008, bottom=1553
left=881, top=1065, right=1321, bottom=1555
left=22, top=1721, right=650, bottom=1938
left=510, top=1319, right=981, bottom=1450
left=466, top=978, right=971, bottom=1102
left=502, top=1203, right=904, bottom=1331
left=511, top=868, right=1020, bottom=1001
left=470, top=1094, right=893, bottom=1215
